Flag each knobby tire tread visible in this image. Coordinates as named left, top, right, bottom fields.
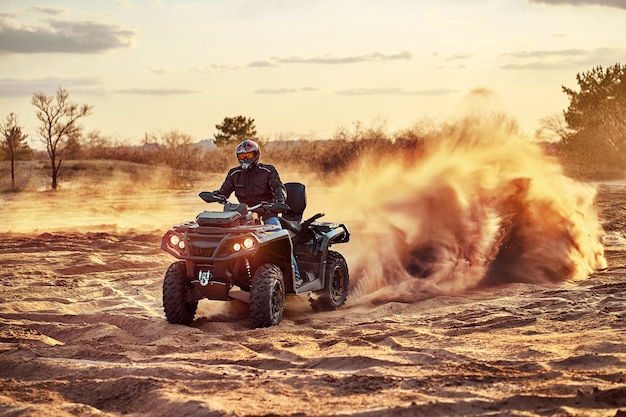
left=311, top=250, right=349, bottom=312
left=250, top=263, right=285, bottom=328
left=163, top=261, right=197, bottom=325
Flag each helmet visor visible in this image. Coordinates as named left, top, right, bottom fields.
left=238, top=151, right=255, bottom=161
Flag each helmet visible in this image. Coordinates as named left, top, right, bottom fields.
left=236, top=140, right=260, bottom=170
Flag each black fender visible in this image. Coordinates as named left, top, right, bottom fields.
left=295, top=224, right=350, bottom=294
left=255, top=229, right=297, bottom=291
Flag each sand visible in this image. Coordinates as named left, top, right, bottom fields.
left=1, top=118, right=625, bottom=416
left=0, top=181, right=624, bottom=417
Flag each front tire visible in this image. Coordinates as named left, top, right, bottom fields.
left=311, top=251, right=349, bottom=312
left=163, top=261, right=198, bottom=325
left=249, top=264, right=285, bottom=328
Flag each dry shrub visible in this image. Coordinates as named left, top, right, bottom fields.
left=77, top=132, right=234, bottom=189
left=202, top=146, right=232, bottom=172
left=0, top=160, right=47, bottom=192
left=262, top=122, right=428, bottom=181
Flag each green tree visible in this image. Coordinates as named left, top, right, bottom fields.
left=0, top=112, right=32, bottom=191
left=214, top=115, right=257, bottom=147
left=32, top=87, right=93, bottom=189
left=558, top=63, right=626, bottom=176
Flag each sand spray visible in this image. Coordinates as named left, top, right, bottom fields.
left=326, top=115, right=607, bottom=304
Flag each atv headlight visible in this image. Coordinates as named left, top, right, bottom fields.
left=243, top=237, right=255, bottom=249
left=166, top=233, right=185, bottom=253
left=231, top=237, right=255, bottom=253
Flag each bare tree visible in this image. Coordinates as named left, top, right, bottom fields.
left=535, top=113, right=572, bottom=143
left=0, top=112, right=32, bottom=191
left=159, top=130, right=202, bottom=187
left=32, top=87, right=93, bottom=189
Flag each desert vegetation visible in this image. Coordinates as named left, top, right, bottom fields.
left=1, top=64, right=625, bottom=193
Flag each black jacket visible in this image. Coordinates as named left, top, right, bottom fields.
left=217, top=163, right=286, bottom=207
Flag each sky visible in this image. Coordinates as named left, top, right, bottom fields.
left=1, top=0, right=626, bottom=146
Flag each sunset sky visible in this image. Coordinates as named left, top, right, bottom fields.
left=1, top=0, right=626, bottom=146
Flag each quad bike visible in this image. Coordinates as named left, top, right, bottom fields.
left=161, top=182, right=350, bottom=328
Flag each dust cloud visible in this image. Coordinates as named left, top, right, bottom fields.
left=327, top=115, right=607, bottom=305
left=0, top=112, right=608, bottom=307
left=0, top=164, right=222, bottom=234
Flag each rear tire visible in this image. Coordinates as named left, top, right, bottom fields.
left=163, top=261, right=198, bottom=325
left=311, top=251, right=349, bottom=312
left=249, top=263, right=285, bottom=328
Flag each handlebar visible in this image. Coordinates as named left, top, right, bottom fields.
left=199, top=192, right=290, bottom=213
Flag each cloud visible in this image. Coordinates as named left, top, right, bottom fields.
left=0, top=15, right=139, bottom=54
left=274, top=51, right=413, bottom=65
left=444, top=53, right=473, bottom=61
left=503, top=49, right=586, bottom=59
left=431, top=52, right=473, bottom=69
left=149, top=66, right=183, bottom=75
left=0, top=78, right=199, bottom=97
left=116, top=0, right=141, bottom=12
left=254, top=87, right=320, bottom=94
left=0, top=77, right=102, bottom=97
left=115, top=87, right=201, bottom=95
left=148, top=63, right=244, bottom=75
left=189, top=64, right=242, bottom=73
left=501, top=47, right=626, bottom=70
left=28, top=6, right=68, bottom=15
left=148, top=64, right=243, bottom=75
left=248, top=60, right=278, bottom=68
left=528, top=0, right=626, bottom=9
left=336, top=87, right=457, bottom=96
left=152, top=51, right=412, bottom=75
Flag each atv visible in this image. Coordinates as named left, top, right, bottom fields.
left=161, top=182, right=350, bottom=328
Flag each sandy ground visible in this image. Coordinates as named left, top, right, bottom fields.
left=0, top=179, right=624, bottom=417
left=1, top=119, right=626, bottom=417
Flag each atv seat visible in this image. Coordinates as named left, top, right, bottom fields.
left=280, top=182, right=324, bottom=244
left=283, top=182, right=306, bottom=223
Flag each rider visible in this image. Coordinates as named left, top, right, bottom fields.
left=211, top=140, right=304, bottom=285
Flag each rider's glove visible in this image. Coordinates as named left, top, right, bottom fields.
left=272, top=198, right=290, bottom=212
left=212, top=191, right=226, bottom=203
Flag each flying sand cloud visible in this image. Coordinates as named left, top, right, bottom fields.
left=335, top=113, right=606, bottom=303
